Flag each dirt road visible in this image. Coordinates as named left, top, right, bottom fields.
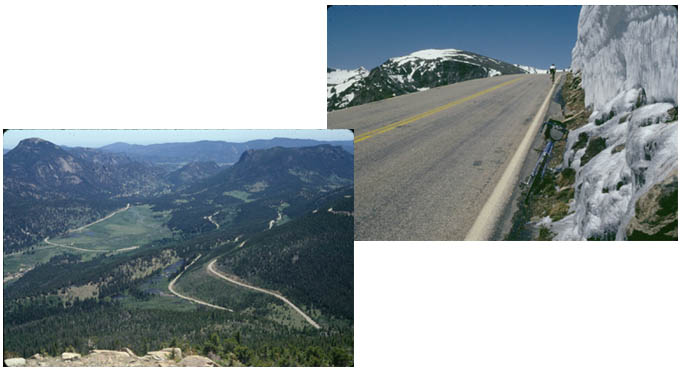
left=203, top=211, right=220, bottom=229
left=207, top=259, right=321, bottom=329
left=68, top=204, right=131, bottom=233
left=44, top=237, right=107, bottom=252
left=327, top=207, right=353, bottom=216
left=268, top=211, right=282, bottom=230
left=167, top=255, right=234, bottom=312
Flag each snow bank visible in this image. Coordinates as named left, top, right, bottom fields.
left=548, top=5, right=677, bottom=240
left=571, top=5, right=677, bottom=111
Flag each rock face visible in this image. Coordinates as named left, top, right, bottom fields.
left=626, top=170, right=678, bottom=240
left=5, top=348, right=216, bottom=367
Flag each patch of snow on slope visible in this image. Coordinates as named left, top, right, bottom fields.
left=487, top=68, right=501, bottom=77
left=514, top=64, right=547, bottom=74
left=327, top=67, right=368, bottom=85
left=390, top=49, right=471, bottom=67
left=546, top=5, right=677, bottom=240
left=327, top=67, right=369, bottom=99
left=342, top=92, right=355, bottom=107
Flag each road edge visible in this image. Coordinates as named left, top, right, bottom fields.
left=464, top=75, right=563, bottom=241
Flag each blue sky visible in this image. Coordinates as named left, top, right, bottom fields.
left=328, top=5, right=581, bottom=70
left=3, top=129, right=354, bottom=149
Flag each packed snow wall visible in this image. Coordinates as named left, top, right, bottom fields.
left=571, top=5, right=677, bottom=111
left=549, top=5, right=677, bottom=240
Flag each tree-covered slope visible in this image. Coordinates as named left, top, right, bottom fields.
left=215, top=189, right=354, bottom=320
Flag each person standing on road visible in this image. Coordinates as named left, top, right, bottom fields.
left=549, top=64, right=556, bottom=82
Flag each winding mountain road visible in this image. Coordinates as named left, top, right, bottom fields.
left=207, top=259, right=321, bottom=329
left=167, top=255, right=234, bottom=312
left=328, top=74, right=557, bottom=240
left=204, top=212, right=220, bottom=229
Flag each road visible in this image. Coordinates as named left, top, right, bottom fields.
left=68, top=203, right=130, bottom=233
left=203, top=211, right=220, bottom=229
left=207, top=259, right=321, bottom=329
left=167, top=255, right=234, bottom=312
left=328, top=74, right=555, bottom=240
left=44, top=237, right=106, bottom=252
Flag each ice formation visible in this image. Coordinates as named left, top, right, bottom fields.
left=571, top=5, right=677, bottom=109
left=548, top=5, right=678, bottom=240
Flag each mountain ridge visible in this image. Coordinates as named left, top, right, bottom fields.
left=98, top=137, right=353, bottom=167
left=327, top=48, right=530, bottom=111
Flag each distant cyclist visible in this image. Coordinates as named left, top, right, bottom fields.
left=549, top=64, right=556, bottom=82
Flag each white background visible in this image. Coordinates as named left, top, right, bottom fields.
left=1, top=1, right=679, bottom=368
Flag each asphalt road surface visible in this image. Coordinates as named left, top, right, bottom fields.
left=328, top=74, right=554, bottom=240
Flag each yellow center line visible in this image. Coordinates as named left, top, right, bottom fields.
left=354, top=76, right=525, bottom=143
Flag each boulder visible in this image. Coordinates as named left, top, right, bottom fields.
left=90, top=349, right=130, bottom=357
left=4, top=358, right=26, bottom=367
left=123, top=347, right=137, bottom=357
left=627, top=171, right=678, bottom=240
left=61, top=352, right=81, bottom=360
left=178, top=355, right=218, bottom=367
left=146, top=349, right=173, bottom=360
left=172, top=348, right=182, bottom=360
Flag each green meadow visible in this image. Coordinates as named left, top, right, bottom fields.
left=4, top=205, right=174, bottom=278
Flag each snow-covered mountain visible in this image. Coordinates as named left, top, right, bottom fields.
left=327, top=67, right=369, bottom=111
left=327, top=48, right=527, bottom=111
left=547, top=5, right=677, bottom=240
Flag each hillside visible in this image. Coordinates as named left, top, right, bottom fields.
left=151, top=144, right=353, bottom=235
left=215, top=188, right=354, bottom=320
left=327, top=48, right=527, bottom=111
left=3, top=138, right=169, bottom=252
left=165, top=161, right=222, bottom=187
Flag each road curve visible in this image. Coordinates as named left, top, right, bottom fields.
left=168, top=255, right=234, bottom=312
left=328, top=74, right=554, bottom=240
left=207, top=259, right=321, bottom=329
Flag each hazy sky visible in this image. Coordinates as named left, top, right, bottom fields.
left=328, top=5, right=581, bottom=70
left=3, top=129, right=354, bottom=150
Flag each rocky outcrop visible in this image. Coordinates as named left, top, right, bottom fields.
left=4, top=358, right=26, bottom=367
left=4, top=348, right=217, bottom=367
left=626, top=170, right=678, bottom=240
